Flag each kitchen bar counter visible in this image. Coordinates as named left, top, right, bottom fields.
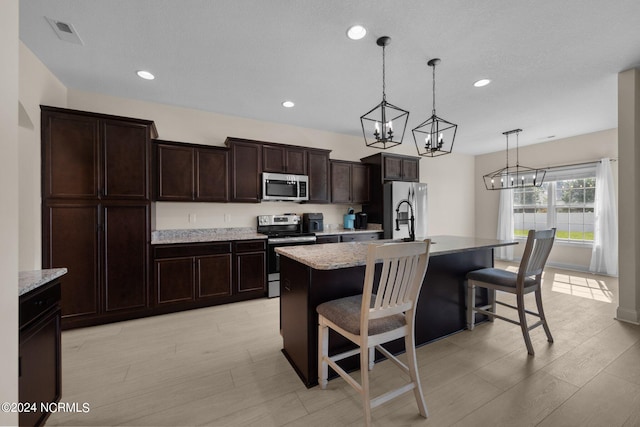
left=278, top=236, right=516, bottom=387
left=275, top=235, right=515, bottom=270
left=151, top=227, right=267, bottom=244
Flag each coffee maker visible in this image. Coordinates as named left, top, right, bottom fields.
left=303, top=213, right=324, bottom=233
left=355, top=212, right=368, bottom=230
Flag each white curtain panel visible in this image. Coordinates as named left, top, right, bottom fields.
left=589, top=158, right=618, bottom=275
left=496, top=188, right=514, bottom=260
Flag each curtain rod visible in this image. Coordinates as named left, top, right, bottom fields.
left=542, top=158, right=617, bottom=170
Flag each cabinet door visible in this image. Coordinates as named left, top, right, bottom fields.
left=285, top=148, right=307, bottom=174
left=196, top=148, right=229, bottom=201
left=42, top=111, right=99, bottom=199
left=154, top=258, right=195, bottom=305
left=43, top=203, right=100, bottom=319
left=197, top=254, right=232, bottom=298
left=330, top=161, right=352, bottom=203
left=103, top=120, right=150, bottom=199
left=402, top=158, right=420, bottom=181
left=19, top=307, right=61, bottom=427
left=103, top=204, right=149, bottom=312
left=236, top=252, right=266, bottom=293
left=307, top=151, right=330, bottom=203
left=230, top=141, right=262, bottom=202
left=382, top=156, right=403, bottom=181
left=156, top=144, right=195, bottom=200
left=352, top=164, right=370, bottom=204
left=262, top=145, right=285, bottom=173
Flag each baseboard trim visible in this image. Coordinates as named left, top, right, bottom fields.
left=616, top=307, right=640, bottom=325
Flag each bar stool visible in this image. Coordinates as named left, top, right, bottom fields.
left=317, top=240, right=431, bottom=426
left=466, top=229, right=556, bottom=355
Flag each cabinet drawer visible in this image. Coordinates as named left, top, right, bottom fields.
left=234, top=240, right=266, bottom=253
left=340, top=233, right=382, bottom=242
left=316, top=235, right=340, bottom=244
left=154, top=242, right=232, bottom=259
left=20, top=283, right=61, bottom=329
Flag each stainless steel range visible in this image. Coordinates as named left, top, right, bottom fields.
left=257, top=214, right=316, bottom=297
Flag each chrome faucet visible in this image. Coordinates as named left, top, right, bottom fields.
left=395, top=199, right=415, bottom=242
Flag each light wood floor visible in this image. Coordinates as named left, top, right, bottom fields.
left=48, top=264, right=640, bottom=426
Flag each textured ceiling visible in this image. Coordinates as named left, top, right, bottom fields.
left=19, top=0, right=640, bottom=155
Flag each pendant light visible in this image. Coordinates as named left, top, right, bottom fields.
left=412, top=58, right=457, bottom=157
left=360, top=36, right=409, bottom=149
left=482, top=129, right=546, bottom=190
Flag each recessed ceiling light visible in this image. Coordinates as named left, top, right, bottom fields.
left=282, top=101, right=295, bottom=108
left=136, top=70, right=155, bottom=80
left=473, top=78, right=491, bottom=87
left=346, top=25, right=367, bottom=40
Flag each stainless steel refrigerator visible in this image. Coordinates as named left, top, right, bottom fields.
left=383, top=181, right=428, bottom=241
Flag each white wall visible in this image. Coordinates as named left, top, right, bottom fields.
left=617, top=68, right=640, bottom=324
left=475, top=129, right=618, bottom=270
left=18, top=42, right=67, bottom=271
left=1, top=1, right=20, bottom=424
left=66, top=89, right=476, bottom=236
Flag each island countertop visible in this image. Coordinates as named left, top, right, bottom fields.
left=275, top=235, right=516, bottom=270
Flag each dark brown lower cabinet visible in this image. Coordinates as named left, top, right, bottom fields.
left=234, top=240, right=267, bottom=293
left=153, top=240, right=264, bottom=311
left=19, top=279, right=62, bottom=427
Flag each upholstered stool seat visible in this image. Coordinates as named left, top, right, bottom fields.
left=317, top=294, right=406, bottom=335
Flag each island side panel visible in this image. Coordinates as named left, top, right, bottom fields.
left=414, top=248, right=493, bottom=345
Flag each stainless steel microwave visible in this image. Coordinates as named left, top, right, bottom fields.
left=261, top=172, right=309, bottom=202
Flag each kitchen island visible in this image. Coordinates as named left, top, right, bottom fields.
left=276, top=235, right=516, bottom=387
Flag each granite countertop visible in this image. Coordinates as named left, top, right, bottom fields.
left=19, top=268, right=67, bottom=296
left=275, top=235, right=517, bottom=270
left=151, top=227, right=267, bottom=245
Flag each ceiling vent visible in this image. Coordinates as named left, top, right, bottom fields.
left=45, top=17, right=84, bottom=45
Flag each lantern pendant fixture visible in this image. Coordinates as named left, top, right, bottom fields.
left=412, top=58, right=458, bottom=157
left=482, top=129, right=546, bottom=190
left=360, top=36, right=409, bottom=149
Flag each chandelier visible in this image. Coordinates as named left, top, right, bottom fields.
left=412, top=58, right=457, bottom=157
left=360, top=36, right=409, bottom=149
left=482, top=129, right=546, bottom=190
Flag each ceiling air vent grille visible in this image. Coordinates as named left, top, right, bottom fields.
left=45, top=17, right=84, bottom=45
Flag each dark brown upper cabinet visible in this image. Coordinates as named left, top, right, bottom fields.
left=226, top=138, right=263, bottom=203
left=41, top=106, right=157, bottom=200
left=330, top=160, right=369, bottom=204
left=263, top=145, right=307, bottom=175
left=360, top=153, right=420, bottom=182
left=306, top=149, right=331, bottom=203
left=154, top=140, right=229, bottom=202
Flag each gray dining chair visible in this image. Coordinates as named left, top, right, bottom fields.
left=466, top=228, right=556, bottom=355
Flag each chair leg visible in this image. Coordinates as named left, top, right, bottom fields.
left=368, top=347, right=375, bottom=371
left=488, top=289, right=497, bottom=322
left=318, top=322, right=328, bottom=389
left=405, top=323, right=428, bottom=418
left=467, top=281, right=476, bottom=330
left=360, top=344, right=372, bottom=426
left=516, top=293, right=535, bottom=355
left=535, top=288, right=554, bottom=343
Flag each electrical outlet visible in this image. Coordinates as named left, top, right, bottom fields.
left=188, top=213, right=196, bottom=223
left=224, top=214, right=231, bottom=223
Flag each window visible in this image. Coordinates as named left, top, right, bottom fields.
left=513, top=177, right=595, bottom=243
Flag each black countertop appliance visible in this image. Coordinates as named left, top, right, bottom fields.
left=303, top=213, right=324, bottom=233
left=355, top=212, right=368, bottom=230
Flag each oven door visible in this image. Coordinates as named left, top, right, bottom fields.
left=267, top=237, right=316, bottom=297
